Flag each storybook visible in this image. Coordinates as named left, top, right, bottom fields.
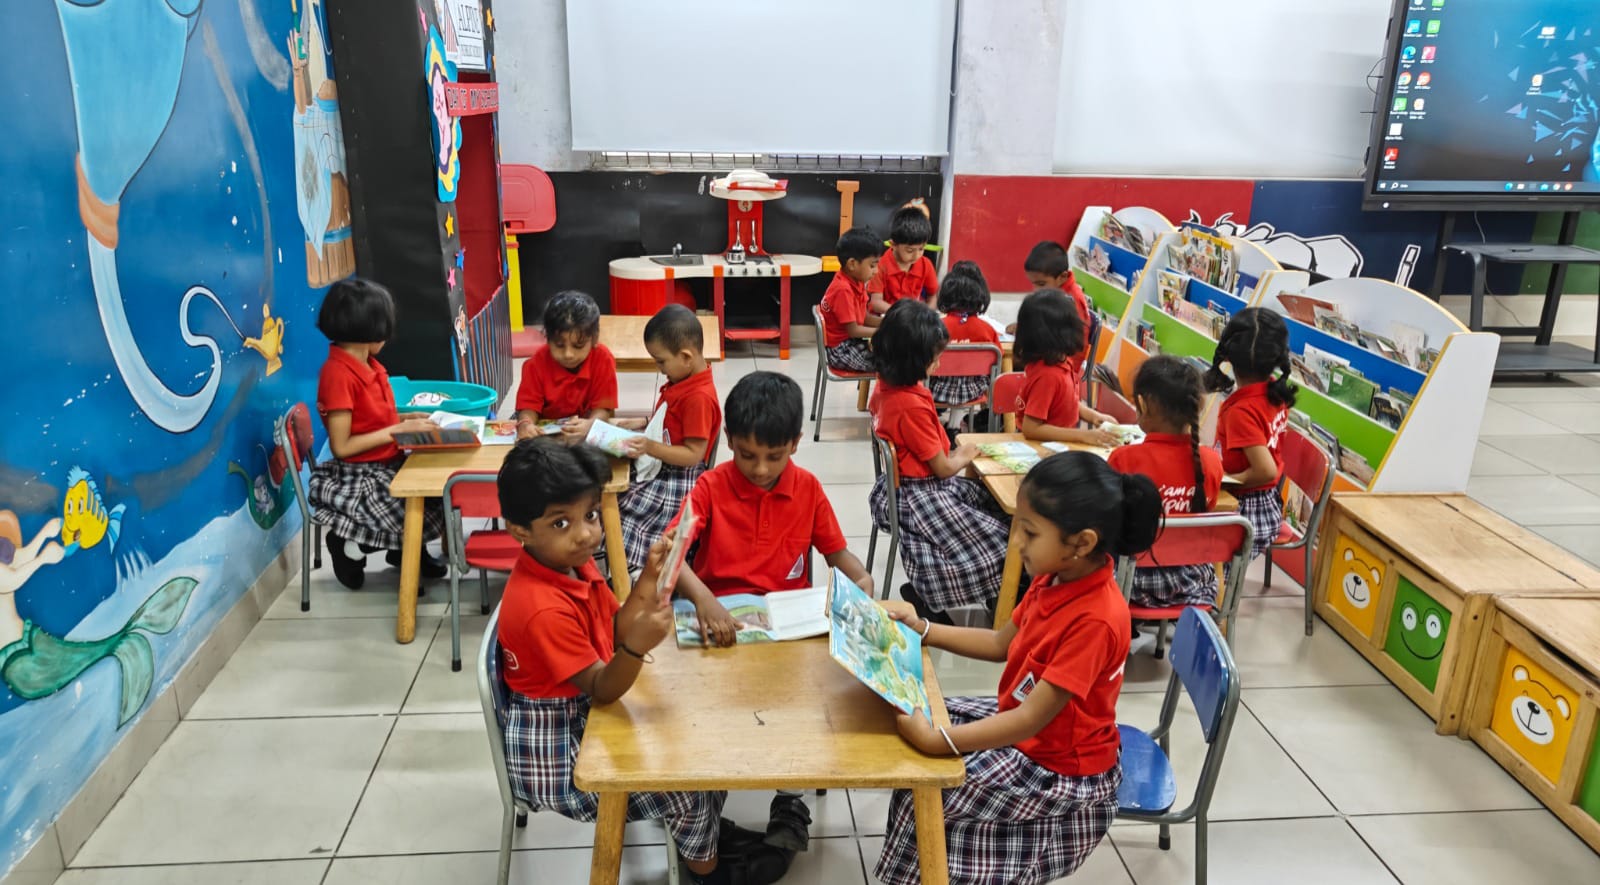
left=429, top=412, right=519, bottom=445
left=827, top=569, right=931, bottom=719
left=673, top=587, right=828, bottom=647
left=584, top=418, right=642, bottom=458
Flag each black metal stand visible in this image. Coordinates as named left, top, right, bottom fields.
left=1429, top=211, right=1600, bottom=375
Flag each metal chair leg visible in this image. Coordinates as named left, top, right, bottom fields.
left=1154, top=619, right=1169, bottom=660
left=1158, top=821, right=1171, bottom=851
left=866, top=524, right=878, bottom=574
left=814, top=377, right=828, bottom=441
left=480, top=568, right=492, bottom=615
left=810, top=366, right=823, bottom=421
left=1304, top=546, right=1315, bottom=637
left=1195, top=813, right=1208, bottom=885
left=515, top=811, right=528, bottom=827
left=497, top=807, right=515, bottom=885
left=1264, top=548, right=1274, bottom=588
left=883, top=530, right=898, bottom=596
left=300, top=529, right=312, bottom=613
left=313, top=525, right=323, bottom=570
left=450, top=565, right=463, bottom=672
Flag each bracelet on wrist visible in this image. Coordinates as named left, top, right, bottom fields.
left=918, top=619, right=932, bottom=640
left=619, top=642, right=654, bottom=663
left=938, top=725, right=961, bottom=756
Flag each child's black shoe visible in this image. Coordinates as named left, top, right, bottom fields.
left=763, top=793, right=811, bottom=853
left=326, top=533, right=366, bottom=589
left=715, top=817, right=769, bottom=858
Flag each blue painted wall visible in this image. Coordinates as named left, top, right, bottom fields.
left=0, top=0, right=351, bottom=872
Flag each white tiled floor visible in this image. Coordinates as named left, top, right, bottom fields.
left=53, top=341, right=1600, bottom=884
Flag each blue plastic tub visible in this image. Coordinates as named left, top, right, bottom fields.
left=390, top=377, right=497, bottom=416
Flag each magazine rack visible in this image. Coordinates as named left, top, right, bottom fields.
left=1251, top=272, right=1498, bottom=495
left=1066, top=206, right=1177, bottom=369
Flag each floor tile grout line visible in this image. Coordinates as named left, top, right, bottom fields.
left=324, top=713, right=401, bottom=867
left=1335, top=816, right=1407, bottom=885
left=1235, top=693, right=1347, bottom=817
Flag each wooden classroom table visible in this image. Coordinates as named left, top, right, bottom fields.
left=385, top=446, right=632, bottom=644
left=957, top=433, right=1238, bottom=626
left=573, top=637, right=966, bottom=885
left=597, top=314, right=723, bottom=372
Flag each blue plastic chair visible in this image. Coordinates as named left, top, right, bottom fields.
left=1116, top=607, right=1241, bottom=885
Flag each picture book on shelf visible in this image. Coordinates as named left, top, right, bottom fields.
left=673, top=587, right=829, bottom=647
left=1157, top=269, right=1188, bottom=315
left=827, top=569, right=931, bottom=719
left=1097, top=212, right=1152, bottom=257
left=1370, top=393, right=1406, bottom=430
left=1276, top=294, right=1337, bottom=326
left=1340, top=448, right=1376, bottom=485
left=1326, top=365, right=1377, bottom=415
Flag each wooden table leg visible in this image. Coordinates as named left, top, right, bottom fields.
left=589, top=791, right=627, bottom=885
left=993, top=519, right=1025, bottom=628
left=396, top=496, right=423, bottom=643
left=856, top=379, right=871, bottom=411
left=602, top=491, right=632, bottom=601
left=912, top=786, right=950, bottom=885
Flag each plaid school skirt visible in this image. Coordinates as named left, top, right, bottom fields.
left=308, top=457, right=443, bottom=550
left=874, top=697, right=1121, bottom=885
left=826, top=338, right=875, bottom=373
left=1235, top=487, right=1283, bottom=561
left=1129, top=563, right=1219, bottom=610
left=928, top=374, right=990, bottom=407
left=618, top=463, right=704, bottom=573
left=503, top=693, right=727, bottom=862
left=870, top=474, right=1010, bottom=612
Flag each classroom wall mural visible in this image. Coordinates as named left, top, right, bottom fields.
left=0, top=0, right=331, bottom=874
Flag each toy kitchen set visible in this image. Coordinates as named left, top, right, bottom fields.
left=608, top=170, right=821, bottom=359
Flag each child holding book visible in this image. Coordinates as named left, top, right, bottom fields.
left=869, top=301, right=1010, bottom=621
left=493, top=438, right=741, bottom=885
left=1107, top=356, right=1224, bottom=608
left=513, top=290, right=618, bottom=440
left=666, top=371, right=874, bottom=881
left=615, top=304, right=721, bottom=573
left=1206, top=307, right=1297, bottom=560
left=868, top=203, right=938, bottom=315
left=308, top=278, right=447, bottom=589
left=928, top=271, right=999, bottom=415
left=1013, top=289, right=1120, bottom=448
left=876, top=451, right=1162, bottom=885
left=819, top=227, right=882, bottom=373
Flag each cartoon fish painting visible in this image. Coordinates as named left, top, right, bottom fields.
left=60, top=467, right=125, bottom=556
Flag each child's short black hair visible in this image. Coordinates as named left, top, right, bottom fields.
left=1023, top=241, right=1072, bottom=278
left=1013, top=288, right=1085, bottom=367
left=643, top=303, right=703, bottom=355
left=936, top=273, right=988, bottom=316
left=317, top=277, right=396, bottom=344
left=1133, top=356, right=1210, bottom=513
left=1205, top=307, right=1298, bottom=408
left=1022, top=451, right=1162, bottom=557
left=725, top=371, right=803, bottom=447
left=498, top=437, right=611, bottom=526
left=872, top=300, right=948, bottom=387
left=888, top=205, right=933, bottom=247
left=947, top=259, right=988, bottom=292
left=543, top=290, right=601, bottom=340
left=837, top=227, right=881, bottom=265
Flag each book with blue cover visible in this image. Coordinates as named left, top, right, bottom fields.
left=826, top=570, right=931, bottom=720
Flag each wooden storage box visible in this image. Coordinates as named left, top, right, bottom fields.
left=1465, top=596, right=1600, bottom=854
left=1311, top=493, right=1600, bottom=735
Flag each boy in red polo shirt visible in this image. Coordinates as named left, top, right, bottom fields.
left=615, top=305, right=721, bottom=573
left=1205, top=307, right=1297, bottom=560
left=666, top=371, right=875, bottom=880
left=867, top=203, right=938, bottom=316
left=308, top=278, right=447, bottom=589
left=818, top=227, right=881, bottom=373
left=514, top=290, right=618, bottom=440
left=494, top=438, right=743, bottom=885
left=1020, top=241, right=1095, bottom=372
left=874, top=452, right=1163, bottom=885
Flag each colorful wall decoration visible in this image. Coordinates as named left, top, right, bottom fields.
left=0, top=0, right=332, bottom=874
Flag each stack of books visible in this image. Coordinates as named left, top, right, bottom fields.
left=1276, top=294, right=1440, bottom=372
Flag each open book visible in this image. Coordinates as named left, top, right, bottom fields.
left=429, top=412, right=519, bottom=445
left=827, top=569, right=931, bottom=720
left=673, top=587, right=828, bottom=647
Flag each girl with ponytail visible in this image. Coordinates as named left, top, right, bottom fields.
left=1109, top=356, right=1225, bottom=608
left=873, top=451, right=1161, bottom=885
left=1205, top=307, right=1297, bottom=559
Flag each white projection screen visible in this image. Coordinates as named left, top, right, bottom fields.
left=566, top=0, right=957, bottom=155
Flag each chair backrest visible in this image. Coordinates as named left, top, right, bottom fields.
left=477, top=606, right=528, bottom=814
left=990, top=372, right=1025, bottom=417
left=1120, top=513, right=1254, bottom=622
left=932, top=343, right=1002, bottom=379
left=872, top=436, right=901, bottom=491
left=280, top=402, right=316, bottom=469
left=1277, top=428, right=1334, bottom=536
left=811, top=305, right=829, bottom=363
left=444, top=472, right=503, bottom=570
left=1170, top=607, right=1240, bottom=744
left=501, top=164, right=556, bottom=234
left=1098, top=388, right=1139, bottom=426
left=1081, top=311, right=1103, bottom=382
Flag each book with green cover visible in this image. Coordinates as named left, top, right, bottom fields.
left=1327, top=366, right=1377, bottom=416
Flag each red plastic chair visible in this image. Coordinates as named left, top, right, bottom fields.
left=1115, top=513, right=1254, bottom=658
left=931, top=343, right=1003, bottom=409
left=1098, top=387, right=1140, bottom=426
left=1263, top=428, right=1335, bottom=636
left=443, top=472, right=520, bottom=671
left=988, top=372, right=1025, bottom=432
left=274, top=403, right=320, bottom=612
left=810, top=305, right=876, bottom=441
left=501, top=165, right=556, bottom=235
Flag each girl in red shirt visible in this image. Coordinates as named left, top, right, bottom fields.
left=868, top=301, right=1010, bottom=621
left=494, top=439, right=744, bottom=885
left=1205, top=308, right=1297, bottom=560
left=1014, top=288, right=1119, bottom=448
left=928, top=270, right=999, bottom=418
left=876, top=452, right=1162, bottom=885
left=307, top=278, right=447, bottom=589
left=1108, top=356, right=1224, bottom=608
